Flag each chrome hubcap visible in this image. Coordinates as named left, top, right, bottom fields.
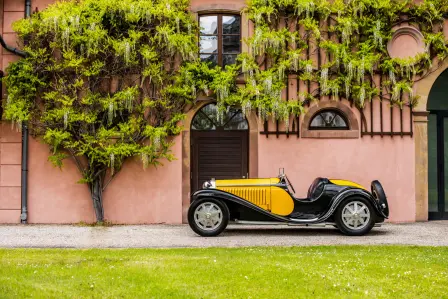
left=194, top=202, right=223, bottom=231
left=341, top=201, right=370, bottom=230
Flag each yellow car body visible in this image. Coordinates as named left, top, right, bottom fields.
left=188, top=174, right=389, bottom=237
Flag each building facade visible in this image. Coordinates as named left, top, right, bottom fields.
left=0, top=0, right=446, bottom=224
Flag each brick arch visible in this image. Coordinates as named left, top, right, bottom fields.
left=180, top=99, right=259, bottom=222
left=301, top=101, right=360, bottom=139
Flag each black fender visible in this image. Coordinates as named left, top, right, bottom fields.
left=327, top=188, right=388, bottom=219
left=191, top=189, right=291, bottom=223
left=371, top=180, right=389, bottom=217
left=192, top=189, right=330, bottom=224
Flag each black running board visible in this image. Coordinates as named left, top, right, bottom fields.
left=231, top=220, right=382, bottom=227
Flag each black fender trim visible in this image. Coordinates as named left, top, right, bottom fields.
left=192, top=189, right=290, bottom=223
left=327, top=188, right=388, bottom=219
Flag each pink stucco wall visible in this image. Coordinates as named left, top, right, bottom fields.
left=258, top=136, right=415, bottom=223
left=0, top=0, right=428, bottom=224
left=26, top=136, right=182, bottom=224
left=0, top=123, right=22, bottom=223
left=103, top=136, right=183, bottom=224
left=0, top=0, right=26, bottom=223
left=0, top=0, right=184, bottom=224
left=258, top=98, right=415, bottom=223
left=27, top=139, right=94, bottom=223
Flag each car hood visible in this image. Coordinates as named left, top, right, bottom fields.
left=215, top=178, right=280, bottom=187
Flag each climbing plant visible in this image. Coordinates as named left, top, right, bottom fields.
left=201, top=0, right=448, bottom=125
left=2, top=0, right=448, bottom=222
left=3, top=0, right=200, bottom=222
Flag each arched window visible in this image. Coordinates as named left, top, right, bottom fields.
left=199, top=14, right=241, bottom=67
left=191, top=103, right=248, bottom=130
left=309, top=109, right=349, bottom=130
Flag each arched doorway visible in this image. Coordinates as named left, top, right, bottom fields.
left=427, top=69, right=448, bottom=220
left=190, top=103, right=249, bottom=193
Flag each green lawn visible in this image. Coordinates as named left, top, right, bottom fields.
left=0, top=246, right=447, bottom=298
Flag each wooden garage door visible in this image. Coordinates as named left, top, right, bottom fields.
left=190, top=104, right=248, bottom=193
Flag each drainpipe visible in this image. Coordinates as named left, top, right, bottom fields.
left=0, top=1, right=31, bottom=223
left=0, top=71, right=3, bottom=118
left=25, top=0, right=32, bottom=19
left=20, top=124, right=29, bottom=224
left=20, top=0, right=32, bottom=224
left=0, top=36, right=26, bottom=58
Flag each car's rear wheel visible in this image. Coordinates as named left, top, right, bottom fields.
left=335, top=197, right=375, bottom=236
left=188, top=198, right=229, bottom=237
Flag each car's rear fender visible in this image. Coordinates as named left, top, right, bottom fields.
left=328, top=188, right=387, bottom=220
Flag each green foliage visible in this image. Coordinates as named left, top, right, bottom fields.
left=2, top=0, right=448, bottom=195
left=3, top=0, right=198, bottom=188
left=227, top=0, right=448, bottom=118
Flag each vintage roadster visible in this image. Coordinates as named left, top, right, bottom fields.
left=188, top=171, right=389, bottom=236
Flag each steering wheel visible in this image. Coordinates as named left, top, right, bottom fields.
left=285, top=175, right=296, bottom=194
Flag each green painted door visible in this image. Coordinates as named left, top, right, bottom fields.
left=428, top=112, right=448, bottom=220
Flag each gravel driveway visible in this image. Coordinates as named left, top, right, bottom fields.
left=0, top=221, right=447, bottom=248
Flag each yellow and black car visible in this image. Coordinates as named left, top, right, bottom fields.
left=188, top=171, right=389, bottom=237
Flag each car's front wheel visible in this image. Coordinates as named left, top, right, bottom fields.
left=335, top=197, right=375, bottom=236
left=188, top=198, right=229, bottom=237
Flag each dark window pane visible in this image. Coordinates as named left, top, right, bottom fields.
left=310, top=110, right=348, bottom=129
left=223, top=35, right=240, bottom=53
left=310, top=115, right=326, bottom=127
left=200, top=16, right=218, bottom=35
left=223, top=16, right=240, bottom=34
left=200, top=36, right=217, bottom=53
left=191, top=104, right=248, bottom=130
left=200, top=104, right=219, bottom=124
left=201, top=104, right=230, bottom=126
left=192, top=112, right=216, bottom=130
left=200, top=54, right=217, bottom=67
left=333, top=115, right=347, bottom=127
left=223, top=54, right=237, bottom=66
left=224, top=112, right=249, bottom=130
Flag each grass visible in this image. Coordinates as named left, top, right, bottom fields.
left=0, top=246, right=447, bottom=298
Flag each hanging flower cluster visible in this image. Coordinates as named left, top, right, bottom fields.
left=4, top=0, right=448, bottom=180
left=3, top=0, right=198, bottom=203
left=202, top=0, right=448, bottom=125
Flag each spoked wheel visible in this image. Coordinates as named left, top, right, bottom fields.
left=188, top=199, right=229, bottom=237
left=335, top=197, right=375, bottom=236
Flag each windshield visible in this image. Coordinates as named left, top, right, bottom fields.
left=279, top=174, right=296, bottom=194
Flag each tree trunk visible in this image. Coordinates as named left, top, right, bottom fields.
left=90, top=175, right=104, bottom=223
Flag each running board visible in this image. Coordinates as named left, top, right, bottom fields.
left=231, top=220, right=382, bottom=228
